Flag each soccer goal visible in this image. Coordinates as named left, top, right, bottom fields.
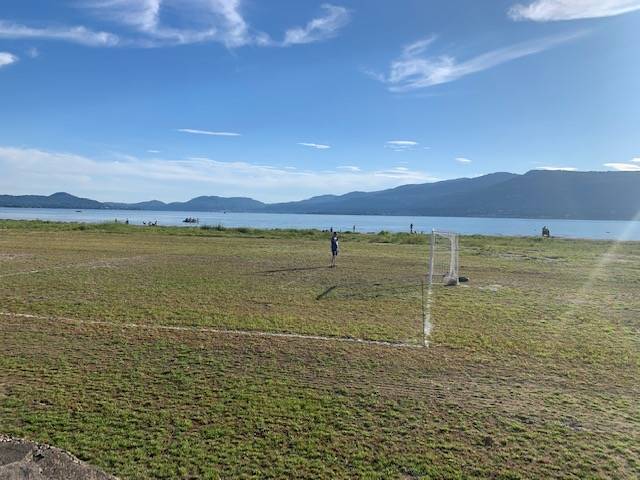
left=428, top=230, right=459, bottom=286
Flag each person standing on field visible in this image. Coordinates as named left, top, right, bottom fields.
left=330, top=232, right=339, bottom=268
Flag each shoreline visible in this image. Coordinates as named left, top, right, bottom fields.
left=1, top=218, right=636, bottom=244
left=2, top=208, right=640, bottom=241
left=1, top=205, right=640, bottom=222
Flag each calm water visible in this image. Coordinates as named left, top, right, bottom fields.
left=1, top=207, right=639, bottom=240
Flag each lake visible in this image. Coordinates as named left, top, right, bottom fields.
left=1, top=207, right=639, bottom=241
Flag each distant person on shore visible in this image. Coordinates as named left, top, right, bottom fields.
left=410, top=223, right=414, bottom=234
left=330, top=232, right=339, bottom=268
left=542, top=226, right=550, bottom=238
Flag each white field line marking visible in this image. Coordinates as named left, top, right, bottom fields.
left=423, top=283, right=433, bottom=347
left=0, top=312, right=425, bottom=349
left=0, top=256, right=147, bottom=278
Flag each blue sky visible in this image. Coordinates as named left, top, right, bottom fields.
left=0, top=0, right=639, bottom=202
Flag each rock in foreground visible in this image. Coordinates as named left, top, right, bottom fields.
left=0, top=436, right=117, bottom=480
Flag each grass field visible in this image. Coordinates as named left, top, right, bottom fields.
left=1, top=220, right=639, bottom=479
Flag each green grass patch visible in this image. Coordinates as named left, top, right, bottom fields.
left=0, top=221, right=638, bottom=478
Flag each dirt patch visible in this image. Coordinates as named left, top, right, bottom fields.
left=0, top=435, right=117, bottom=480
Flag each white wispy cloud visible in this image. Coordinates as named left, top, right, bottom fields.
left=0, top=2, right=350, bottom=49
left=537, top=166, right=577, bottom=171
left=509, top=0, right=640, bottom=21
left=632, top=157, right=640, bottom=163
left=178, top=129, right=241, bottom=137
left=88, top=0, right=348, bottom=48
left=0, top=145, right=437, bottom=203
left=337, top=165, right=361, bottom=172
left=85, top=0, right=235, bottom=47
left=0, top=21, right=120, bottom=46
left=385, top=140, right=419, bottom=151
left=456, top=157, right=472, bottom=164
left=298, top=142, right=331, bottom=150
left=372, top=32, right=586, bottom=92
left=604, top=162, right=640, bottom=171
left=94, top=0, right=160, bottom=31
left=282, top=4, right=351, bottom=46
left=0, top=52, right=18, bottom=68
left=147, top=149, right=161, bottom=154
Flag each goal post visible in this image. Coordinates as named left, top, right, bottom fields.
left=428, top=230, right=459, bottom=286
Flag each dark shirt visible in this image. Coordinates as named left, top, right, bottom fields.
left=331, top=237, right=339, bottom=252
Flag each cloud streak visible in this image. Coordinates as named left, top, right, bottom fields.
left=509, top=0, right=640, bottom=21
left=0, top=52, right=18, bottom=68
left=372, top=32, right=586, bottom=91
left=456, top=157, right=472, bottom=164
left=282, top=4, right=351, bottom=46
left=0, top=146, right=437, bottom=203
left=0, top=20, right=120, bottom=46
left=298, top=143, right=331, bottom=150
left=385, top=140, right=419, bottom=151
left=178, top=129, right=241, bottom=137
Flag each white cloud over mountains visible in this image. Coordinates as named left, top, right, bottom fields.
left=604, top=160, right=640, bottom=171
left=509, top=0, right=640, bottom=21
left=0, top=1, right=350, bottom=49
left=537, top=166, right=577, bottom=171
left=0, top=146, right=436, bottom=203
left=372, top=31, right=586, bottom=91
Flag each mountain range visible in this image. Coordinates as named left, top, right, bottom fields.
left=1, top=170, right=639, bottom=221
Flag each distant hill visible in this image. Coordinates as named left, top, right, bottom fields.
left=416, top=170, right=640, bottom=220
left=2, top=171, right=640, bottom=220
left=166, top=196, right=265, bottom=212
left=263, top=170, right=640, bottom=220
left=0, top=192, right=104, bottom=210
left=265, top=172, right=519, bottom=215
left=104, top=196, right=265, bottom=212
